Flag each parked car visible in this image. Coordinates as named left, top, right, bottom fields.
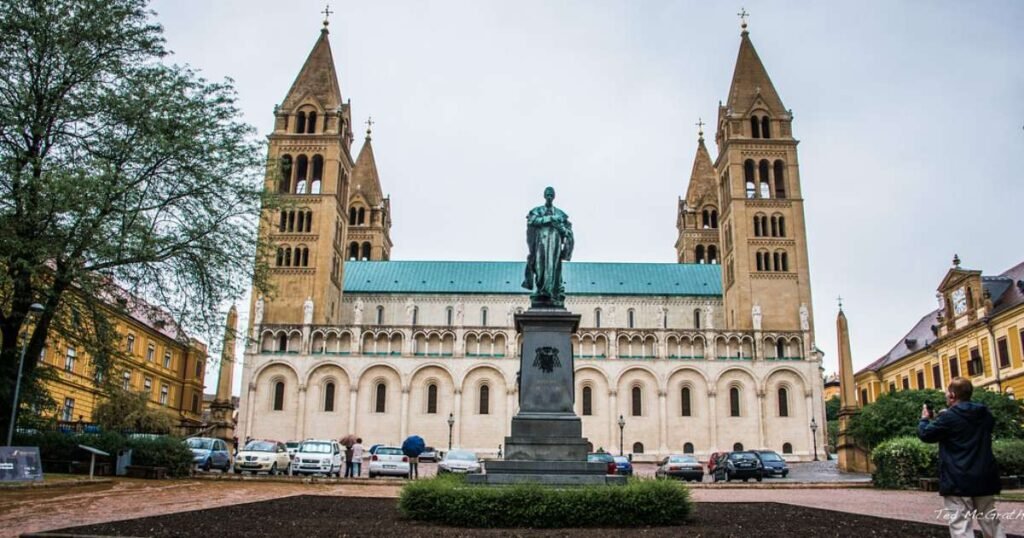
left=712, top=451, right=764, bottom=482
left=368, top=444, right=384, bottom=456
left=613, top=456, right=634, bottom=477
left=655, top=454, right=703, bottom=482
left=285, top=441, right=300, bottom=460
left=437, top=450, right=482, bottom=474
left=418, top=446, right=439, bottom=462
left=186, top=437, right=231, bottom=472
left=707, top=451, right=727, bottom=475
left=586, top=452, right=617, bottom=475
left=368, top=446, right=411, bottom=478
left=291, top=439, right=344, bottom=477
left=754, top=450, right=789, bottom=478
left=234, top=440, right=292, bottom=475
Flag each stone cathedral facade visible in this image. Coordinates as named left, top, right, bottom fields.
left=237, top=20, right=827, bottom=461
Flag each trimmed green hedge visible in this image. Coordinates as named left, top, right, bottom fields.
left=871, top=436, right=937, bottom=489
left=993, top=439, right=1024, bottom=477
left=399, top=474, right=691, bottom=528
left=14, top=431, right=193, bottom=477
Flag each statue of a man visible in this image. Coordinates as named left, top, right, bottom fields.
left=799, top=303, right=810, bottom=331
left=522, top=186, right=574, bottom=308
left=253, top=296, right=265, bottom=327
left=303, top=297, right=314, bottom=325
left=353, top=298, right=364, bottom=325
left=752, top=303, right=762, bottom=331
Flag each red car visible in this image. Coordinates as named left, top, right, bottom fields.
left=587, top=452, right=617, bottom=475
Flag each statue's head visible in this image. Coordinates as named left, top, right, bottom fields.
left=543, top=186, right=555, bottom=204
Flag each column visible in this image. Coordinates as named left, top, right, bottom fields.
left=707, top=390, right=718, bottom=451
left=402, top=329, right=413, bottom=356
left=607, top=390, right=618, bottom=449
left=658, top=389, right=669, bottom=455
left=244, top=382, right=256, bottom=440
left=348, top=387, right=359, bottom=434
left=453, top=389, right=463, bottom=448
left=296, top=384, right=307, bottom=440
left=804, top=391, right=815, bottom=460
left=757, top=390, right=767, bottom=449
left=400, top=386, right=410, bottom=440
left=505, top=386, right=516, bottom=436
left=657, top=332, right=668, bottom=360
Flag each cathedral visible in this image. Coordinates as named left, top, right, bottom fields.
left=237, top=16, right=827, bottom=461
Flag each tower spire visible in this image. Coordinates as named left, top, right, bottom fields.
left=695, top=117, right=705, bottom=142
left=365, top=116, right=374, bottom=140
left=737, top=7, right=749, bottom=35
left=322, top=4, right=333, bottom=30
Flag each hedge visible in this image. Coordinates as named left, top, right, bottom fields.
left=992, top=439, right=1024, bottom=477
left=14, top=431, right=193, bottom=477
left=399, top=474, right=691, bottom=528
left=871, top=436, right=938, bottom=489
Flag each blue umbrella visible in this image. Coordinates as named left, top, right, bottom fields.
left=402, top=435, right=426, bottom=457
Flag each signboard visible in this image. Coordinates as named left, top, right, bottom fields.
left=0, top=446, right=43, bottom=482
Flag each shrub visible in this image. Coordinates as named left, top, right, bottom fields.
left=127, top=436, right=193, bottom=477
left=399, top=474, right=691, bottom=528
left=14, top=431, right=192, bottom=477
left=871, top=436, right=937, bottom=489
left=993, top=439, right=1024, bottom=477
left=94, top=388, right=175, bottom=433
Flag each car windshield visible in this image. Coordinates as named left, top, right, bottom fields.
left=286, top=442, right=299, bottom=449
left=187, top=438, right=213, bottom=450
left=244, top=441, right=276, bottom=452
left=423, top=447, right=435, bottom=452
left=669, top=455, right=696, bottom=463
left=299, top=442, right=332, bottom=454
left=614, top=456, right=629, bottom=464
left=445, top=451, right=476, bottom=461
left=587, top=453, right=612, bottom=462
left=377, top=447, right=402, bottom=456
left=759, top=452, right=783, bottom=462
left=730, top=452, right=758, bottom=461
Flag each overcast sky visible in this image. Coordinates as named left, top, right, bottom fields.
left=148, top=0, right=1024, bottom=394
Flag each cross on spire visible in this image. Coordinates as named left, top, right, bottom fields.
left=837, top=295, right=844, bottom=311
left=365, top=116, right=374, bottom=139
left=737, top=7, right=749, bottom=32
left=695, top=117, right=705, bottom=140
left=322, top=4, right=334, bottom=28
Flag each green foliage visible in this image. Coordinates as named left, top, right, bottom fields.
left=993, top=439, right=1024, bottom=477
left=827, top=419, right=839, bottom=453
left=93, top=387, right=175, bottom=433
left=971, top=390, right=1024, bottom=440
left=871, top=436, right=938, bottom=489
left=14, top=431, right=192, bottom=477
left=825, top=395, right=841, bottom=421
left=399, top=474, right=691, bottom=528
left=126, top=436, right=193, bottom=477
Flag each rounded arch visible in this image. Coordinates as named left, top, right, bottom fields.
left=409, top=361, right=457, bottom=385
left=304, top=362, right=353, bottom=387
left=459, top=363, right=508, bottom=390
left=759, top=366, right=810, bottom=395
left=353, top=362, right=404, bottom=388
left=614, top=365, right=663, bottom=391
left=573, top=364, right=612, bottom=387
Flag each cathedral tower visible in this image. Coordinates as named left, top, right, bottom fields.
left=714, top=22, right=815, bottom=337
left=346, top=124, right=393, bottom=261
left=250, top=20, right=354, bottom=330
left=676, top=127, right=721, bottom=264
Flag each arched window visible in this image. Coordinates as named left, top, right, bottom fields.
left=750, top=116, right=760, bottom=139
left=374, top=383, right=387, bottom=413
left=776, top=339, right=785, bottom=359
left=348, top=242, right=359, bottom=260
left=273, top=381, right=285, bottom=411
left=761, top=116, right=771, bottom=139
left=294, top=211, right=303, bottom=233
left=361, top=242, right=371, bottom=260
left=411, top=306, right=419, bottom=326
left=310, top=155, right=323, bottom=194
left=627, top=309, right=635, bottom=329
left=376, top=306, right=384, bottom=325
left=695, top=245, right=705, bottom=264
left=756, top=251, right=764, bottom=272
left=777, top=215, right=786, bottom=237
left=283, top=246, right=292, bottom=266
left=681, top=387, right=692, bottom=416
left=631, top=386, right=642, bottom=416
left=349, top=207, right=357, bottom=225
left=770, top=215, right=778, bottom=237
left=744, top=160, right=756, bottom=198
left=633, top=442, right=644, bottom=454
left=481, top=307, right=488, bottom=327
left=758, top=160, right=770, bottom=198
left=729, top=386, right=741, bottom=416
left=295, top=111, right=307, bottom=134
left=276, top=247, right=284, bottom=266
left=594, top=308, right=602, bottom=328
left=479, top=384, right=490, bottom=415
left=307, top=111, right=317, bottom=134
left=683, top=442, right=694, bottom=454
left=753, top=215, right=762, bottom=237
left=446, top=307, right=453, bottom=326
left=582, top=386, right=593, bottom=416
left=357, top=207, right=366, bottom=225
left=427, top=384, right=438, bottom=414
left=778, top=387, right=789, bottom=416
left=781, top=251, right=789, bottom=272
left=278, top=211, right=287, bottom=232
left=782, top=442, right=793, bottom=454
left=773, top=251, right=781, bottom=272
left=707, top=245, right=718, bottom=264
left=694, top=308, right=701, bottom=329
left=702, top=209, right=710, bottom=228
left=324, top=382, right=336, bottom=412
left=733, top=442, right=744, bottom=451
left=300, top=247, right=309, bottom=267
left=710, top=210, right=718, bottom=229
left=773, top=160, right=786, bottom=198
left=277, top=334, right=287, bottom=352
left=279, top=155, right=292, bottom=193
left=295, top=155, right=309, bottom=194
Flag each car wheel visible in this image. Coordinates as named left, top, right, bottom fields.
left=233, top=467, right=241, bottom=474
left=201, top=458, right=211, bottom=472
left=756, top=476, right=763, bottom=482
left=270, top=463, right=278, bottom=476
left=743, top=478, right=749, bottom=482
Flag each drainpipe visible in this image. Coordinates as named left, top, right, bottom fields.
left=982, top=316, right=1003, bottom=393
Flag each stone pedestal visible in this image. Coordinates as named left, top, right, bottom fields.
left=208, top=400, right=236, bottom=454
left=836, top=407, right=872, bottom=473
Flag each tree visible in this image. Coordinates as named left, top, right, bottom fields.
left=825, top=395, right=840, bottom=421
left=0, top=0, right=270, bottom=434
left=93, top=387, right=174, bottom=433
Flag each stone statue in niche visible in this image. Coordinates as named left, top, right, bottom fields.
left=752, top=303, right=762, bottom=331
left=253, top=296, right=264, bottom=327
left=302, top=297, right=314, bottom=325
left=522, top=187, right=574, bottom=308
left=799, top=303, right=810, bottom=331
left=353, top=298, right=364, bottom=325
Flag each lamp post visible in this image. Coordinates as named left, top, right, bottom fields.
left=809, top=417, right=819, bottom=462
left=447, top=412, right=455, bottom=451
left=6, top=303, right=44, bottom=446
left=617, top=414, right=625, bottom=456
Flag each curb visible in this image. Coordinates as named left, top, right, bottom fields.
left=0, top=478, right=114, bottom=491
left=188, top=474, right=410, bottom=486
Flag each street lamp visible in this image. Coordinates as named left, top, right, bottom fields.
left=447, top=412, right=455, bottom=451
left=809, top=417, right=819, bottom=462
left=617, top=414, right=626, bottom=456
left=6, top=303, right=44, bottom=446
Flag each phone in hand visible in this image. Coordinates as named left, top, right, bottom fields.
left=924, top=403, right=934, bottom=419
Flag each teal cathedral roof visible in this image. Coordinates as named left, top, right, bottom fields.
left=343, top=261, right=722, bottom=297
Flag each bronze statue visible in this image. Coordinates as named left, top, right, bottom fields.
left=522, top=187, right=574, bottom=307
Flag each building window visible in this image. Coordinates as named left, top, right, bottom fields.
left=631, top=386, right=642, bottom=416
left=949, top=356, right=960, bottom=378
left=191, top=393, right=200, bottom=414
left=774, top=160, right=787, bottom=198
left=144, top=377, right=153, bottom=393
left=582, top=386, right=593, bottom=416
left=997, top=337, right=1010, bottom=368
left=681, top=387, right=692, bottom=416
left=782, top=442, right=793, bottom=454
left=64, top=348, right=76, bottom=372
left=163, top=351, right=172, bottom=369
left=901, top=376, right=910, bottom=390
left=683, top=442, right=694, bottom=454
left=122, top=370, right=132, bottom=390
left=968, top=348, right=983, bottom=376
left=374, top=383, right=387, bottom=413
left=860, top=388, right=868, bottom=405
left=594, top=308, right=601, bottom=328
left=324, top=382, right=336, bottom=412
left=146, top=344, right=155, bottom=362
left=932, top=364, right=942, bottom=389
left=195, top=360, right=203, bottom=379
left=733, top=442, right=744, bottom=451
left=376, top=306, right=384, bottom=325
left=273, top=381, right=285, bottom=411
left=411, top=306, right=419, bottom=326
left=729, top=387, right=741, bottom=417
left=777, top=388, right=789, bottom=417
left=479, top=384, right=490, bottom=415
left=694, top=309, right=701, bottom=329
left=61, top=398, right=75, bottom=421
left=633, top=442, right=644, bottom=454
left=126, top=334, right=135, bottom=353
left=627, top=309, right=635, bottom=329
left=159, top=384, right=169, bottom=405
left=888, top=382, right=896, bottom=393
left=916, top=370, right=925, bottom=390
left=481, top=307, right=488, bottom=327
left=427, top=384, right=438, bottom=414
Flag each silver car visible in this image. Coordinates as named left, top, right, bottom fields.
left=437, top=450, right=482, bottom=474
left=367, top=446, right=411, bottom=478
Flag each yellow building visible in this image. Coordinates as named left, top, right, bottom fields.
left=37, top=293, right=207, bottom=428
left=854, top=257, right=1024, bottom=404
left=823, top=373, right=840, bottom=402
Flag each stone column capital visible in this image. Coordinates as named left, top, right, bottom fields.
left=298, top=384, right=307, bottom=393
left=707, top=389, right=717, bottom=398
left=453, top=389, right=462, bottom=395
left=350, top=387, right=359, bottom=394
left=658, top=390, right=667, bottom=398
left=608, top=390, right=617, bottom=397
left=757, top=390, right=766, bottom=399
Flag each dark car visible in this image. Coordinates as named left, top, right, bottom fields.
left=755, top=450, right=789, bottom=478
left=655, top=454, right=704, bottom=481
left=418, top=446, right=439, bottom=462
left=613, top=455, right=633, bottom=476
left=707, top=451, right=727, bottom=475
left=586, top=452, right=617, bottom=475
left=712, top=451, right=763, bottom=482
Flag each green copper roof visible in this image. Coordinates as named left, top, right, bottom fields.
left=343, top=261, right=722, bottom=297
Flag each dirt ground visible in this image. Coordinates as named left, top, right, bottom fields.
left=45, top=496, right=975, bottom=538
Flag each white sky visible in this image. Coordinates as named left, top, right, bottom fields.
left=148, top=0, right=1024, bottom=395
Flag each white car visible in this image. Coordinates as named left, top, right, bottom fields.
left=368, top=446, right=411, bottom=478
left=437, top=450, right=482, bottom=474
left=291, top=439, right=344, bottom=476
left=234, top=440, right=292, bottom=475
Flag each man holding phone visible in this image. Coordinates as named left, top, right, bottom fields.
left=918, top=377, right=1005, bottom=538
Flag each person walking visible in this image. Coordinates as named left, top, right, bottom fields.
left=351, top=438, right=364, bottom=477
left=918, top=377, right=1005, bottom=538
left=343, top=442, right=354, bottom=478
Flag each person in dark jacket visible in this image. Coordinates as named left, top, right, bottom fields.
left=918, top=377, right=1005, bottom=538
